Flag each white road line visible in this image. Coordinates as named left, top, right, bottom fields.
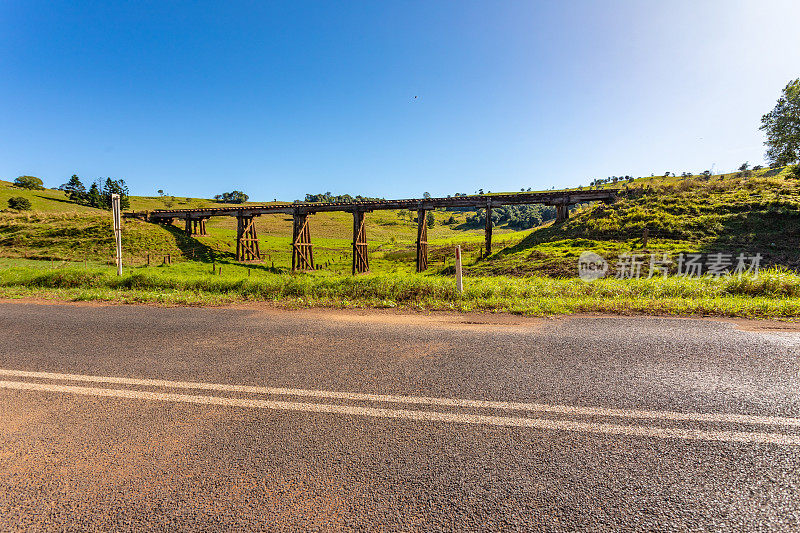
left=1, top=379, right=798, bottom=445
left=1, top=368, right=798, bottom=428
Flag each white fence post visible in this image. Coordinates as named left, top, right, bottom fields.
left=455, top=245, right=463, bottom=294
left=112, top=194, right=122, bottom=276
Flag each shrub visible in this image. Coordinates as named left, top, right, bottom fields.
left=789, top=165, right=800, bottom=180
left=214, top=191, right=249, bottom=204
left=13, top=176, right=44, bottom=190
left=8, top=197, right=32, bottom=210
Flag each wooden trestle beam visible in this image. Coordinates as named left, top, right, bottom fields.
left=184, top=218, right=209, bottom=236
left=236, top=215, right=260, bottom=261
left=416, top=209, right=428, bottom=272
left=555, top=204, right=570, bottom=223
left=352, top=210, right=369, bottom=275
left=292, top=213, right=315, bottom=271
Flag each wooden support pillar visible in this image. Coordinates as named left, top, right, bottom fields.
left=416, top=209, right=428, bottom=273
left=352, top=210, right=369, bottom=275
left=199, top=218, right=208, bottom=236
left=291, top=212, right=315, bottom=271
left=556, top=204, right=570, bottom=223
left=192, top=220, right=198, bottom=235
left=484, top=203, right=493, bottom=256
left=184, top=218, right=192, bottom=235
left=236, top=215, right=260, bottom=261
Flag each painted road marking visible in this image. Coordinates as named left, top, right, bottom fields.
left=0, top=379, right=799, bottom=445
left=1, top=368, right=799, bottom=428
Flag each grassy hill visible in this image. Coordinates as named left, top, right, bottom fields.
left=2, top=166, right=799, bottom=278
left=0, top=179, right=528, bottom=273
left=471, top=166, right=800, bottom=276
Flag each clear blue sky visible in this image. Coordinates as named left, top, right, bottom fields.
left=2, top=1, right=799, bottom=201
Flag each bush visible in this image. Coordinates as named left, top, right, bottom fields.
left=214, top=190, right=249, bottom=204
left=426, top=211, right=435, bottom=227
left=789, top=165, right=800, bottom=180
left=14, top=176, right=44, bottom=190
left=8, top=197, right=32, bottom=210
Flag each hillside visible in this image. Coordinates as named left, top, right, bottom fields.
left=2, top=167, right=799, bottom=277
left=471, top=166, right=800, bottom=276
left=0, top=180, right=528, bottom=272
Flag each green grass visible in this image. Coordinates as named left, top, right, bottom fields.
left=469, top=166, right=800, bottom=276
left=3, top=166, right=800, bottom=288
left=2, top=258, right=800, bottom=319
left=0, top=180, right=526, bottom=272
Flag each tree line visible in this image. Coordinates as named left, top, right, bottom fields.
left=59, top=175, right=131, bottom=209
left=302, top=192, right=383, bottom=203
left=465, top=204, right=558, bottom=230
left=214, top=191, right=249, bottom=203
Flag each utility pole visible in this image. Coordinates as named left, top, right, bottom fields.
left=112, top=194, right=122, bottom=275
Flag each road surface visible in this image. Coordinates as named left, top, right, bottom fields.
left=0, top=302, right=798, bottom=530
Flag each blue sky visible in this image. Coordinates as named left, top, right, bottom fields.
left=2, top=1, right=799, bottom=201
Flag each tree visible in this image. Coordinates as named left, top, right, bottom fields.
left=423, top=192, right=431, bottom=199
left=753, top=165, right=763, bottom=171
left=86, top=182, right=102, bottom=208
left=100, top=178, right=130, bottom=209
left=8, top=197, right=31, bottom=210
left=214, top=191, right=249, bottom=204
left=426, top=211, right=435, bottom=228
left=59, top=175, right=86, bottom=203
left=761, top=78, right=800, bottom=166
left=14, top=176, right=44, bottom=190
left=738, top=162, right=750, bottom=171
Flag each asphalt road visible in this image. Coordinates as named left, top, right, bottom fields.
left=0, top=302, right=799, bottom=530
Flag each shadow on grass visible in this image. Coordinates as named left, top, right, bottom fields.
left=161, top=223, right=286, bottom=273
left=162, top=223, right=229, bottom=263
left=32, top=194, right=85, bottom=206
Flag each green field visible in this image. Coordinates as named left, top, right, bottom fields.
left=3, top=167, right=798, bottom=278
left=3, top=168, right=800, bottom=317
left=0, top=178, right=528, bottom=274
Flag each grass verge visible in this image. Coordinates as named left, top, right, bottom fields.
left=2, top=259, right=800, bottom=318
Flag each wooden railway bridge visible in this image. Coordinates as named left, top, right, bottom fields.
left=126, top=190, right=617, bottom=274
